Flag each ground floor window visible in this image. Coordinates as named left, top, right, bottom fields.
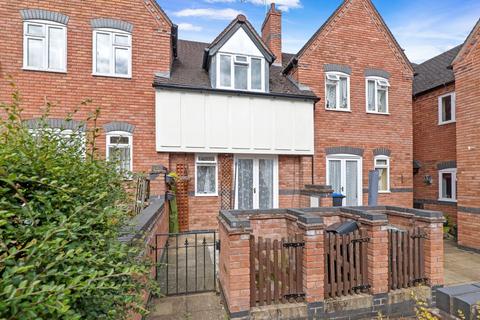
left=195, top=154, right=218, bottom=196
left=374, top=155, right=390, bottom=192
left=439, top=168, right=456, bottom=201
left=106, top=131, right=132, bottom=174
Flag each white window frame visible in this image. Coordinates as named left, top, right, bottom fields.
left=23, top=20, right=67, bottom=72
left=325, top=72, right=351, bottom=111
left=438, top=92, right=456, bottom=125
left=216, top=53, right=265, bottom=92
left=374, top=155, right=390, bottom=193
left=92, top=28, right=132, bottom=78
left=366, top=76, right=390, bottom=114
left=325, top=154, right=363, bottom=206
left=106, top=131, right=133, bottom=173
left=195, top=154, right=218, bottom=197
left=438, top=168, right=457, bottom=202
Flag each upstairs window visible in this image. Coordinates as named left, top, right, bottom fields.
left=23, top=20, right=67, bottom=72
left=439, top=168, right=457, bottom=202
left=93, top=29, right=131, bottom=78
left=195, top=154, right=218, bottom=196
left=325, top=72, right=350, bottom=111
left=106, top=131, right=133, bottom=174
left=366, top=77, right=390, bottom=114
left=218, top=54, right=264, bottom=91
left=438, top=92, right=455, bottom=125
left=374, top=156, right=390, bottom=192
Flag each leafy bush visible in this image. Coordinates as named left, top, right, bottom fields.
left=0, top=87, right=153, bottom=319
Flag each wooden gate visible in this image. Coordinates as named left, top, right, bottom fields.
left=249, top=235, right=304, bottom=307
left=388, top=227, right=426, bottom=290
left=325, top=230, right=370, bottom=298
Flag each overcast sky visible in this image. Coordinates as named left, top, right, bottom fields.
left=157, top=0, right=480, bottom=64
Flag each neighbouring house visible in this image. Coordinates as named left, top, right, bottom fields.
left=1, top=0, right=415, bottom=232
left=412, top=19, right=480, bottom=251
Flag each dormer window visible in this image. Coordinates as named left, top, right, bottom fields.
left=217, top=53, right=265, bottom=92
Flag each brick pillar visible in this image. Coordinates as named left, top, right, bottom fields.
left=148, top=165, right=167, bottom=199
left=417, top=220, right=444, bottom=287
left=302, top=227, right=325, bottom=302
left=365, top=223, right=389, bottom=294
left=218, top=219, right=251, bottom=318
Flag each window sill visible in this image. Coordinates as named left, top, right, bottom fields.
left=367, top=111, right=390, bottom=115
left=92, top=73, right=132, bottom=79
left=438, top=120, right=456, bottom=126
left=325, top=108, right=351, bottom=113
left=22, top=67, right=67, bottom=74
left=195, top=193, right=218, bottom=197
left=379, top=191, right=391, bottom=194
left=438, top=198, right=457, bottom=203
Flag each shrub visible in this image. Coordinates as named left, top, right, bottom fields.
left=0, top=86, right=153, bottom=319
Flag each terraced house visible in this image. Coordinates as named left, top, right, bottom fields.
left=0, top=0, right=414, bottom=231
left=413, top=19, right=480, bottom=252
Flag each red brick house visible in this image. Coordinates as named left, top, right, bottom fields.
left=1, top=0, right=414, bottom=231
left=413, top=19, right=480, bottom=251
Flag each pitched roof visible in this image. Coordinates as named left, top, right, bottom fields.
left=412, top=45, right=462, bottom=96
left=284, top=0, right=413, bottom=74
left=202, top=14, right=275, bottom=69
left=154, top=40, right=317, bottom=100
left=452, top=18, right=480, bottom=65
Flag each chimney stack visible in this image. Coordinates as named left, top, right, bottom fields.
left=261, top=3, right=282, bottom=66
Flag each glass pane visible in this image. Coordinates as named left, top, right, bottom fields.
left=259, top=159, right=274, bottom=209
left=48, top=27, right=65, bottom=70
left=114, top=34, right=129, bottom=46
left=442, top=95, right=452, bottom=122
left=115, top=47, right=129, bottom=75
left=442, top=173, right=452, bottom=199
left=27, top=38, right=44, bottom=68
left=339, top=77, right=348, bottom=109
left=328, top=160, right=341, bottom=194
left=368, top=80, right=376, bottom=111
left=110, top=136, right=129, bottom=144
left=198, top=155, right=216, bottom=162
left=237, top=159, right=253, bottom=210
left=96, top=33, right=111, bottom=74
left=376, top=159, right=388, bottom=166
left=236, top=56, right=247, bottom=62
left=326, top=83, right=337, bottom=109
left=378, top=88, right=387, bottom=113
left=27, top=24, right=44, bottom=36
left=109, top=146, right=130, bottom=172
left=234, top=63, right=248, bottom=90
left=345, top=160, right=358, bottom=206
left=196, top=165, right=216, bottom=194
left=220, top=55, right=231, bottom=87
left=378, top=168, right=388, bottom=191
left=251, top=58, right=262, bottom=90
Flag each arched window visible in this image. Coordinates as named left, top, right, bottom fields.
left=106, top=131, right=133, bottom=174
left=92, top=19, right=133, bottom=78
left=22, top=9, right=68, bottom=72
left=366, top=76, right=390, bottom=114
left=374, top=155, right=390, bottom=193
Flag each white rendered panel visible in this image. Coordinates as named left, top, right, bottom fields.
left=252, top=98, right=273, bottom=150
left=219, top=28, right=262, bottom=57
left=156, top=90, right=181, bottom=148
left=206, top=94, right=229, bottom=149
left=229, top=98, right=251, bottom=149
left=275, top=100, right=294, bottom=151
left=181, top=93, right=205, bottom=148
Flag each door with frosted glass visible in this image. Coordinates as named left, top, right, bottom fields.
left=235, top=157, right=277, bottom=210
left=327, top=157, right=361, bottom=206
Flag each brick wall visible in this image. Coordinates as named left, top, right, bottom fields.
left=453, top=26, right=480, bottom=250
left=413, top=83, right=457, bottom=221
left=0, top=0, right=172, bottom=196
left=290, top=0, right=414, bottom=208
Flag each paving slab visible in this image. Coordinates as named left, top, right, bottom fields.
left=444, top=240, right=480, bottom=285
left=147, top=292, right=227, bottom=320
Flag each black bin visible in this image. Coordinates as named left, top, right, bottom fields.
left=332, top=192, right=345, bottom=207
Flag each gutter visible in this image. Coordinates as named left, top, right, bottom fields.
left=153, top=82, right=320, bottom=102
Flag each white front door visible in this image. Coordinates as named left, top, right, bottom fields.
left=235, top=155, right=278, bottom=210
left=327, top=155, right=363, bottom=206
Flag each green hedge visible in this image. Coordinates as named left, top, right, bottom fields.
left=0, top=88, right=154, bottom=319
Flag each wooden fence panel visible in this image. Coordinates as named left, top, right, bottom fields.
left=388, top=227, right=426, bottom=291
left=250, top=235, right=304, bottom=307
left=324, top=230, right=370, bottom=299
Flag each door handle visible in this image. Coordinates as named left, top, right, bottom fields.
left=254, top=187, right=256, bottom=194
